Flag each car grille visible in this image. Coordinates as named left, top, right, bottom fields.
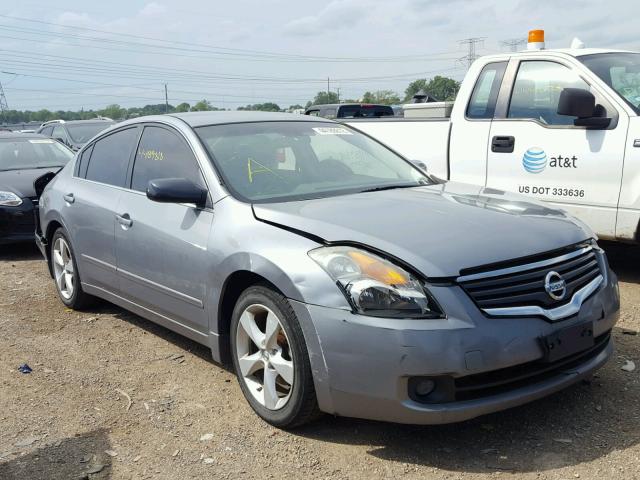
left=454, top=330, right=611, bottom=401
left=457, top=243, right=603, bottom=320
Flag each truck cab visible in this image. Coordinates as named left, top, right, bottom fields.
left=346, top=36, right=640, bottom=243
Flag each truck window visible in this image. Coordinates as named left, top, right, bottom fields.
left=466, top=62, right=507, bottom=119
left=508, top=61, right=589, bottom=126
left=323, top=108, right=337, bottom=119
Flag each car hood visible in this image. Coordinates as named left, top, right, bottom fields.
left=0, top=167, right=60, bottom=198
left=252, top=182, right=593, bottom=278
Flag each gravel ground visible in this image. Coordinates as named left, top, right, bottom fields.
left=0, top=241, right=638, bottom=480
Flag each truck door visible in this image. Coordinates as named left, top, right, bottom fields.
left=486, top=59, right=627, bottom=239
left=449, top=61, right=507, bottom=185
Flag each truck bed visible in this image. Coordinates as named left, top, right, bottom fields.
left=342, top=118, right=451, bottom=179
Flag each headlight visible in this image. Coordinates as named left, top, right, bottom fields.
left=309, top=246, right=444, bottom=318
left=0, top=191, right=22, bottom=206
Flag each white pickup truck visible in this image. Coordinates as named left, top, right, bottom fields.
left=345, top=36, right=640, bottom=243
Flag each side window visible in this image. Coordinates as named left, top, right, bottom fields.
left=77, top=144, right=94, bottom=178
left=307, top=110, right=320, bottom=116
left=85, top=128, right=139, bottom=187
left=40, top=126, right=53, bottom=136
left=467, top=62, right=507, bottom=119
left=131, top=126, right=204, bottom=192
left=52, top=125, right=68, bottom=142
left=508, top=61, right=590, bottom=125
left=323, top=108, right=337, bottom=119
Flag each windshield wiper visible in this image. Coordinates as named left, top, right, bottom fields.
left=358, top=183, right=422, bottom=193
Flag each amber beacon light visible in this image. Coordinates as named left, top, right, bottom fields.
left=527, top=29, right=545, bottom=50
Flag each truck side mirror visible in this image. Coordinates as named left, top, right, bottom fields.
left=557, top=88, right=611, bottom=129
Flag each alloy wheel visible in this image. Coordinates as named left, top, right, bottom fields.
left=52, top=237, right=74, bottom=300
left=235, top=304, right=294, bottom=410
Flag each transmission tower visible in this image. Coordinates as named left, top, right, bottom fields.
left=458, top=37, right=486, bottom=69
left=0, top=81, right=8, bottom=122
left=501, top=38, right=526, bottom=52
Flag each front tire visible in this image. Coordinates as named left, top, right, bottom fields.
left=230, top=285, right=320, bottom=428
left=50, top=228, right=94, bottom=310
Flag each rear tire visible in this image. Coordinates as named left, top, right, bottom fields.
left=230, top=284, right=320, bottom=428
left=50, top=228, right=94, bottom=310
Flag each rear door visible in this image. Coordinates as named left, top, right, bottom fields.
left=115, top=124, right=213, bottom=336
left=64, top=126, right=140, bottom=292
left=486, top=59, right=627, bottom=239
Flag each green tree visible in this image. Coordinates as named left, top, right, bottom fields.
left=309, top=91, right=339, bottom=106
left=404, top=76, right=460, bottom=102
left=175, top=102, right=191, bottom=112
left=361, top=89, right=401, bottom=105
left=191, top=100, right=213, bottom=111
left=99, top=104, right=126, bottom=120
left=237, top=102, right=281, bottom=112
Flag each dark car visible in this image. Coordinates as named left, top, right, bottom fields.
left=305, top=103, right=394, bottom=119
left=0, top=132, right=74, bottom=244
left=37, top=118, right=115, bottom=152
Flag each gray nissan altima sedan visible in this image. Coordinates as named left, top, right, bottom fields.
left=36, top=111, right=620, bottom=428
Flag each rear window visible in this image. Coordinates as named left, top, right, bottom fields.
left=67, top=122, right=114, bottom=144
left=338, top=105, right=394, bottom=118
left=85, top=127, right=138, bottom=187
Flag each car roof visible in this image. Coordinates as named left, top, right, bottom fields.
left=0, top=131, right=53, bottom=141
left=306, top=103, right=393, bottom=109
left=167, top=111, right=334, bottom=127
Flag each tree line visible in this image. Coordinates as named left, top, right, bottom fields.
left=1, top=76, right=460, bottom=124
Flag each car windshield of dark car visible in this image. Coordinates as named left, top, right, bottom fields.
left=0, top=138, right=74, bottom=171
left=66, top=123, right=113, bottom=143
left=195, top=121, right=432, bottom=202
left=581, top=52, right=640, bottom=113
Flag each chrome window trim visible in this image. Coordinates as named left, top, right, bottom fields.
left=457, top=245, right=593, bottom=283
left=482, top=275, right=603, bottom=321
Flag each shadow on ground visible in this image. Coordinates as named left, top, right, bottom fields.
left=0, top=429, right=112, bottom=480
left=601, top=241, right=640, bottom=283
left=0, top=243, right=42, bottom=262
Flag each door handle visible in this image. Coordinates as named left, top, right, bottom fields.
left=116, top=213, right=133, bottom=228
left=63, top=193, right=75, bottom=204
left=491, top=136, right=515, bottom=153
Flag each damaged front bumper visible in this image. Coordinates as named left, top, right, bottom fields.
left=291, top=268, right=619, bottom=425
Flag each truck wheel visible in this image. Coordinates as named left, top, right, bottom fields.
left=50, top=228, right=94, bottom=310
left=230, top=284, right=320, bottom=428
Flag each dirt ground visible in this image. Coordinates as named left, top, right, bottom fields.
left=0, top=242, right=638, bottom=480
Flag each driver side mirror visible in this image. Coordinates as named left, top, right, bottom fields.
left=146, top=178, right=207, bottom=208
left=557, top=88, right=611, bottom=129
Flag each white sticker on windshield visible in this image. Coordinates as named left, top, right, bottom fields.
left=28, top=139, right=55, bottom=144
left=312, top=127, right=353, bottom=135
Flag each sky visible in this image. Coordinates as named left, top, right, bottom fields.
left=0, top=0, right=638, bottom=111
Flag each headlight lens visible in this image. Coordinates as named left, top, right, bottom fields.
left=309, top=246, right=444, bottom=318
left=0, top=191, right=22, bottom=206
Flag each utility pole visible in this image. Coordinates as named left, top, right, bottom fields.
left=164, top=83, right=169, bottom=113
left=501, top=38, right=526, bottom=52
left=336, top=87, right=340, bottom=103
left=326, top=77, right=330, bottom=101
left=0, top=81, right=8, bottom=124
left=458, top=37, right=486, bottom=69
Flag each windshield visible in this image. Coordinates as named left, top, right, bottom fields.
left=581, top=53, right=640, bottom=114
left=66, top=122, right=113, bottom=143
left=195, top=121, right=432, bottom=202
left=0, top=138, right=74, bottom=171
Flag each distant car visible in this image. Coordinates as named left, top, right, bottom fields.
left=37, top=118, right=115, bottom=151
left=305, top=103, right=394, bottom=119
left=0, top=132, right=74, bottom=245
left=36, top=112, right=619, bottom=428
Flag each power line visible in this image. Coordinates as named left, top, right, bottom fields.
left=457, top=37, right=486, bottom=69
left=501, top=38, right=526, bottom=52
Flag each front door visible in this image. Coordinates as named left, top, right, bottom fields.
left=115, top=124, right=213, bottom=336
left=486, top=59, right=627, bottom=239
